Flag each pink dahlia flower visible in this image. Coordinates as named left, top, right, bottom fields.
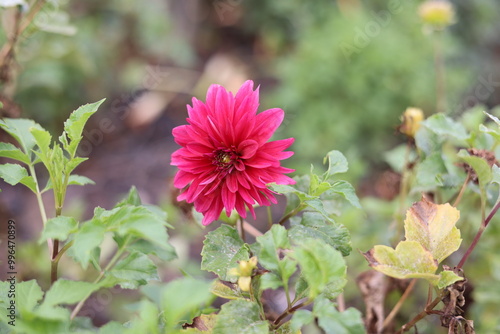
left=171, top=80, right=295, bottom=225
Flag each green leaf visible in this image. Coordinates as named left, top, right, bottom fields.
left=414, top=153, right=448, bottom=190
left=363, top=241, right=440, bottom=284
left=330, top=181, right=361, bottom=209
left=127, top=239, right=176, bottom=262
left=30, top=127, right=53, bottom=156
left=404, top=197, right=462, bottom=263
left=0, top=118, right=44, bottom=154
left=115, top=186, right=142, bottom=207
left=210, top=280, right=246, bottom=300
left=201, top=225, right=250, bottom=281
left=289, top=212, right=351, bottom=256
left=69, top=219, right=106, bottom=269
left=17, top=280, right=44, bottom=313
left=322, top=150, right=348, bottom=180
left=257, top=225, right=296, bottom=290
left=292, top=239, right=347, bottom=300
left=270, top=183, right=312, bottom=202
left=63, top=99, right=106, bottom=156
left=0, top=142, right=30, bottom=164
left=422, top=113, right=469, bottom=142
left=458, top=149, right=493, bottom=192
left=109, top=252, right=159, bottom=289
left=314, top=298, right=365, bottom=334
left=42, top=279, right=101, bottom=307
left=67, top=175, right=95, bottom=186
left=126, top=299, right=160, bottom=334
left=437, top=270, right=463, bottom=289
left=161, top=277, right=213, bottom=328
left=112, top=206, right=172, bottom=249
left=0, top=163, right=36, bottom=192
left=213, top=300, right=269, bottom=334
left=40, top=216, right=78, bottom=243
left=290, top=310, right=314, bottom=332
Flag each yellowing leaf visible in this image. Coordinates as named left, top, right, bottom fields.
left=404, top=197, right=461, bottom=263
left=363, top=241, right=440, bottom=284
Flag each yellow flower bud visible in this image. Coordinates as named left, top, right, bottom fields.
left=418, top=0, right=456, bottom=29
left=238, top=276, right=252, bottom=292
left=399, top=107, right=424, bottom=138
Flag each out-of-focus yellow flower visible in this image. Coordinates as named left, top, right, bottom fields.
left=399, top=107, right=424, bottom=138
left=418, top=0, right=456, bottom=29
left=228, top=256, right=258, bottom=292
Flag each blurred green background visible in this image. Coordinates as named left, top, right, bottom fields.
left=1, top=0, right=500, bottom=332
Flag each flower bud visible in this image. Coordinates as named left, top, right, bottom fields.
left=418, top=0, right=456, bottom=29
left=229, top=256, right=258, bottom=292
left=399, top=107, right=424, bottom=138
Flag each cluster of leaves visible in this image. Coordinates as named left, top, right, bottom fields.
left=194, top=151, right=365, bottom=333
left=0, top=103, right=182, bottom=333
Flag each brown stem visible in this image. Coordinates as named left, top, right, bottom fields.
left=382, top=278, right=417, bottom=330
left=50, top=239, right=59, bottom=283
left=457, top=199, right=500, bottom=269
left=273, top=300, right=312, bottom=328
left=396, top=294, right=442, bottom=334
left=452, top=173, right=470, bottom=207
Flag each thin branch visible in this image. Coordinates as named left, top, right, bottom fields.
left=452, top=173, right=470, bottom=207
left=382, top=278, right=417, bottom=330
left=395, top=294, right=442, bottom=334
left=457, top=199, right=500, bottom=269
left=273, top=299, right=312, bottom=328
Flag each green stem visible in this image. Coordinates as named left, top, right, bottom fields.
left=70, top=235, right=132, bottom=321
left=28, top=164, right=48, bottom=225
left=277, top=204, right=306, bottom=226
left=266, top=206, right=273, bottom=230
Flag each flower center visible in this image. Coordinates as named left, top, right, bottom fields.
left=213, top=147, right=240, bottom=173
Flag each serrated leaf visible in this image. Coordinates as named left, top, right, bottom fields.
left=69, top=219, right=106, bottom=269
left=322, top=150, right=348, bottom=180
left=201, top=225, right=250, bottom=281
left=363, top=241, right=440, bottom=284
left=256, top=225, right=296, bottom=290
left=40, top=216, right=78, bottom=242
left=292, top=239, right=346, bottom=300
left=289, top=212, right=351, bottom=256
left=330, top=181, right=361, bottom=208
left=0, top=163, right=36, bottom=192
left=414, top=153, right=447, bottom=190
left=404, top=197, right=461, bottom=263
left=17, top=280, right=44, bottom=313
left=0, top=118, right=44, bottom=154
left=67, top=175, right=95, bottom=186
left=210, top=280, right=246, bottom=300
left=458, top=149, right=493, bottom=192
left=270, top=183, right=312, bottom=202
left=63, top=99, right=105, bottom=156
left=290, top=310, right=314, bottom=332
left=109, top=252, right=159, bottom=289
left=437, top=270, right=463, bottom=289
left=314, top=298, right=365, bottom=334
left=213, top=300, right=269, bottom=334
left=42, top=279, right=101, bottom=307
left=422, top=113, right=469, bottom=142
left=115, top=186, right=142, bottom=207
left=0, top=142, right=30, bottom=164
left=161, top=278, right=213, bottom=328
left=30, top=127, right=53, bottom=156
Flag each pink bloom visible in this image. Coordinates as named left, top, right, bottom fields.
left=171, top=80, right=295, bottom=225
